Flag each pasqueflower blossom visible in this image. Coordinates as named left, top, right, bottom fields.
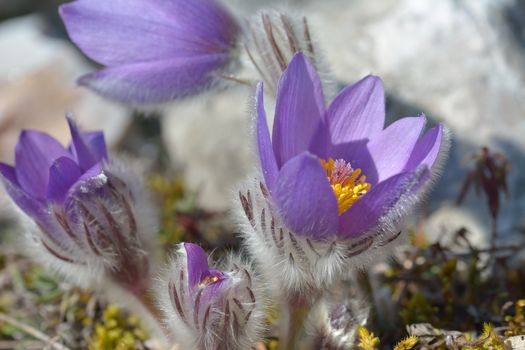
left=157, top=243, right=263, bottom=350
left=238, top=52, right=447, bottom=295
left=0, top=118, right=156, bottom=295
left=60, top=0, right=240, bottom=104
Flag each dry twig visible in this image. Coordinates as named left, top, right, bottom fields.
left=0, top=311, right=71, bottom=350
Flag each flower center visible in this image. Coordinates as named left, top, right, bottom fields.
left=198, top=274, right=222, bottom=289
left=320, top=158, right=371, bottom=215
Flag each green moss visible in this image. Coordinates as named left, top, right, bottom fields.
left=357, top=326, right=380, bottom=350
left=88, top=305, right=148, bottom=350
left=504, top=300, right=525, bottom=336
left=394, top=336, right=418, bottom=350
left=400, top=293, right=440, bottom=326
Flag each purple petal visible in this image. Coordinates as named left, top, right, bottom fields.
left=47, top=157, right=82, bottom=204
left=364, top=116, right=426, bottom=183
left=273, top=152, right=339, bottom=239
left=326, top=75, right=385, bottom=144
left=339, top=166, right=430, bottom=238
left=404, top=124, right=444, bottom=171
left=79, top=131, right=108, bottom=163
left=79, top=162, right=104, bottom=182
left=0, top=163, right=18, bottom=187
left=0, top=163, right=47, bottom=220
left=272, top=53, right=325, bottom=167
left=78, top=56, right=229, bottom=104
left=59, top=0, right=239, bottom=66
left=67, top=117, right=107, bottom=171
left=184, top=243, right=211, bottom=289
left=256, top=82, right=278, bottom=188
left=15, top=130, right=72, bottom=199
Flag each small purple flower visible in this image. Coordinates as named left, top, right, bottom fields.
left=238, top=52, right=447, bottom=295
left=59, top=0, right=240, bottom=104
left=0, top=118, right=155, bottom=296
left=158, top=243, right=263, bottom=349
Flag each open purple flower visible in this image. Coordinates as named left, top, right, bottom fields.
left=0, top=118, right=156, bottom=296
left=256, top=52, right=443, bottom=239
left=60, top=0, right=240, bottom=104
left=158, top=243, right=263, bottom=349
left=238, top=52, right=447, bottom=295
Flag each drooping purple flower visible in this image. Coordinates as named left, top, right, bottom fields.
left=238, top=52, right=447, bottom=295
left=158, top=243, right=263, bottom=350
left=59, top=0, right=240, bottom=104
left=0, top=117, right=156, bottom=296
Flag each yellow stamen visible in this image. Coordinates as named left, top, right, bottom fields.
left=321, top=158, right=371, bottom=215
left=198, top=275, right=220, bottom=289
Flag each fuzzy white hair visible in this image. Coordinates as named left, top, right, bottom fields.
left=10, top=157, right=158, bottom=295
left=305, top=292, right=369, bottom=350
left=235, top=147, right=448, bottom=300
left=242, top=9, right=336, bottom=99
left=155, top=245, right=266, bottom=350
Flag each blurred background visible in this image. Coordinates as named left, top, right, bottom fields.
left=0, top=0, right=524, bottom=348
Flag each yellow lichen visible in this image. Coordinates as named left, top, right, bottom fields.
left=88, top=304, right=148, bottom=350
left=357, top=325, right=380, bottom=350
left=394, top=335, right=418, bottom=350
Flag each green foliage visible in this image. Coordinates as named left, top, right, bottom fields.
left=400, top=293, right=440, bottom=326
left=504, top=300, right=525, bottom=336
left=0, top=253, right=150, bottom=349
left=458, top=323, right=506, bottom=349
left=149, top=175, right=187, bottom=247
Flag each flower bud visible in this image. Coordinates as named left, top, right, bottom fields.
left=157, top=243, right=264, bottom=350
left=309, top=298, right=367, bottom=350
left=243, top=11, right=326, bottom=95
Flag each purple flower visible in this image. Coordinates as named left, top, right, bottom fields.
left=255, top=52, right=444, bottom=239
left=0, top=117, right=107, bottom=223
left=59, top=0, right=240, bottom=104
left=159, top=243, right=263, bottom=349
left=237, top=52, right=447, bottom=296
left=0, top=118, right=155, bottom=296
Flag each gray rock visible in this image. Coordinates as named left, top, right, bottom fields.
left=162, top=87, right=255, bottom=211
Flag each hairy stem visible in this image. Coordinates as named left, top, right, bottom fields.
left=277, top=300, right=311, bottom=350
